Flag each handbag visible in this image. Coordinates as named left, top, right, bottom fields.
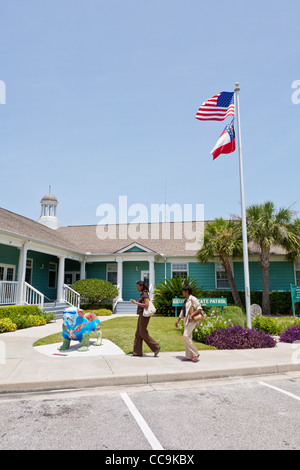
left=189, top=305, right=205, bottom=323
left=143, top=300, right=157, bottom=317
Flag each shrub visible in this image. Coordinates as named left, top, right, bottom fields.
left=0, top=318, right=17, bottom=333
left=71, top=279, right=118, bottom=307
left=252, top=316, right=282, bottom=335
left=204, top=326, right=277, bottom=350
left=84, top=308, right=112, bottom=317
left=0, top=305, right=53, bottom=330
left=154, top=276, right=203, bottom=317
left=201, top=290, right=293, bottom=315
left=253, top=316, right=300, bottom=336
left=206, top=306, right=246, bottom=326
left=0, top=305, right=43, bottom=318
left=279, top=325, right=300, bottom=343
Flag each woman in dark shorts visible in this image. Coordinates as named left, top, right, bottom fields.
left=130, top=281, right=160, bottom=357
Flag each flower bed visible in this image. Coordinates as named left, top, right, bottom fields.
left=0, top=318, right=17, bottom=333
left=204, top=326, right=277, bottom=350
left=279, top=325, right=300, bottom=344
left=0, top=305, right=52, bottom=333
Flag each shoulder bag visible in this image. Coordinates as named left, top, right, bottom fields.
left=143, top=300, right=157, bottom=317
left=189, top=305, right=205, bottom=323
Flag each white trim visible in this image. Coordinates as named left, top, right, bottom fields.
left=0, top=229, right=85, bottom=260
left=141, top=270, right=149, bottom=283
left=116, top=242, right=156, bottom=254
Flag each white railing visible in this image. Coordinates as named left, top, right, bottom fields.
left=63, top=284, right=80, bottom=308
left=113, top=296, right=119, bottom=313
left=23, top=282, right=44, bottom=308
left=0, top=281, right=19, bottom=305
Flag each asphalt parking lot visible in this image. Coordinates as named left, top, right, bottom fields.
left=0, top=373, right=299, bottom=451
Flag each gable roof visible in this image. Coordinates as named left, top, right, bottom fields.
left=0, top=207, right=288, bottom=258
left=57, top=222, right=205, bottom=256
left=0, top=207, right=82, bottom=252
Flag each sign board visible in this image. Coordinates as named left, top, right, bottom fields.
left=172, top=297, right=227, bottom=317
left=290, top=284, right=300, bottom=317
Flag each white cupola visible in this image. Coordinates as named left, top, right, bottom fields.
left=37, top=186, right=61, bottom=229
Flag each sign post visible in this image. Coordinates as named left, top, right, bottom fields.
left=290, top=284, right=300, bottom=317
left=172, top=297, right=227, bottom=317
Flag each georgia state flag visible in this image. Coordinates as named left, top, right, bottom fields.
left=210, top=119, right=236, bottom=160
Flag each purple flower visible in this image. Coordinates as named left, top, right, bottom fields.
left=279, top=325, right=300, bottom=344
left=204, top=326, right=276, bottom=350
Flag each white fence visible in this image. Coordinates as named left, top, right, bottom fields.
left=0, top=281, right=80, bottom=309
left=0, top=281, right=19, bottom=305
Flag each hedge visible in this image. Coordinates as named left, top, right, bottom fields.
left=0, top=305, right=53, bottom=332
left=71, top=279, right=118, bottom=307
left=202, top=290, right=293, bottom=316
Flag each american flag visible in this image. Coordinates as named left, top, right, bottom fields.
left=195, top=91, right=235, bottom=121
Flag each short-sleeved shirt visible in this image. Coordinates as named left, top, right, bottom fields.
left=137, top=290, right=149, bottom=315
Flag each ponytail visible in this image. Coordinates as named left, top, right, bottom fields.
left=136, top=280, right=149, bottom=292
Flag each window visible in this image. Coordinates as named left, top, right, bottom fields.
left=25, top=259, right=33, bottom=284
left=172, top=263, right=188, bottom=279
left=48, top=262, right=57, bottom=288
left=295, top=263, right=300, bottom=285
left=107, top=263, right=117, bottom=286
left=0, top=264, right=15, bottom=281
left=215, top=263, right=231, bottom=289
left=64, top=272, right=80, bottom=286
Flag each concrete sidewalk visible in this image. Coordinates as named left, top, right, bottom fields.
left=0, top=317, right=300, bottom=393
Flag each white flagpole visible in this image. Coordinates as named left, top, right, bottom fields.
left=234, top=82, right=252, bottom=328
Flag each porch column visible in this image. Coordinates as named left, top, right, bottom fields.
left=149, top=256, right=155, bottom=300
left=116, top=256, right=123, bottom=301
left=56, top=256, right=65, bottom=302
left=18, top=242, right=28, bottom=304
left=80, top=260, right=86, bottom=280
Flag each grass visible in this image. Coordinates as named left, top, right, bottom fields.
left=33, top=316, right=215, bottom=353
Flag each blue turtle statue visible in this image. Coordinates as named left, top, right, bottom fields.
left=58, top=307, right=102, bottom=352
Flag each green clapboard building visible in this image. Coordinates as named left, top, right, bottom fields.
left=0, top=191, right=298, bottom=313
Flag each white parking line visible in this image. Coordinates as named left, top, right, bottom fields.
left=120, top=392, right=164, bottom=450
left=259, top=381, right=300, bottom=402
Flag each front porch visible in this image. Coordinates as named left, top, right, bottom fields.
left=0, top=240, right=82, bottom=311
left=0, top=280, right=80, bottom=312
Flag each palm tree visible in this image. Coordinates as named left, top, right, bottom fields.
left=196, top=218, right=243, bottom=306
left=246, top=201, right=298, bottom=315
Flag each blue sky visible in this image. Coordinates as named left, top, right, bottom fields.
left=0, top=0, right=299, bottom=226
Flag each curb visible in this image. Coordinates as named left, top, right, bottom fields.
left=1, top=361, right=299, bottom=394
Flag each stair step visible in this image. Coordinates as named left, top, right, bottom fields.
left=115, top=301, right=138, bottom=315
left=44, top=302, right=70, bottom=317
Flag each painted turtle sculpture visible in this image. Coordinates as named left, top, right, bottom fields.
left=58, top=307, right=102, bottom=352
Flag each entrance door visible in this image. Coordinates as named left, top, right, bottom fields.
left=0, top=264, right=15, bottom=281
left=141, top=270, right=149, bottom=285
left=0, top=264, right=16, bottom=304
left=64, top=272, right=80, bottom=286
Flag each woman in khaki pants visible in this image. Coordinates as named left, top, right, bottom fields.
left=175, top=285, right=204, bottom=362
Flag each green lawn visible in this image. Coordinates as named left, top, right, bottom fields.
left=33, top=316, right=214, bottom=353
